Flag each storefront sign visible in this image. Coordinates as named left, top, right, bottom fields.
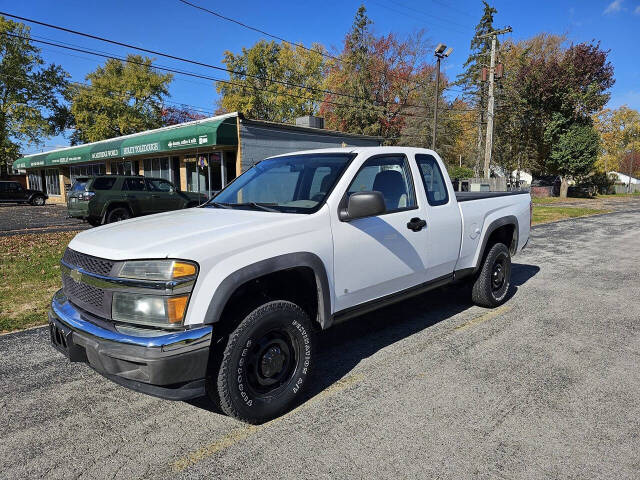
left=122, top=143, right=159, bottom=155
left=168, top=137, right=197, bottom=148
left=91, top=149, right=119, bottom=160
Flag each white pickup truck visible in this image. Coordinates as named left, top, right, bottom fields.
left=49, top=147, right=531, bottom=423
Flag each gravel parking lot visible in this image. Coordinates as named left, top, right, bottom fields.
left=1, top=210, right=639, bottom=479
left=0, top=204, right=87, bottom=236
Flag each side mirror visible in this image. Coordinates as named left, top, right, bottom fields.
left=339, top=191, right=386, bottom=221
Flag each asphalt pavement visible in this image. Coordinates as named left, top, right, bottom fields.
left=0, top=203, right=87, bottom=236
left=1, top=210, right=639, bottom=479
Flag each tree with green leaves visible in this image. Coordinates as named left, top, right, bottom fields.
left=216, top=40, right=325, bottom=123
left=70, top=55, right=172, bottom=144
left=0, top=16, right=70, bottom=176
left=545, top=117, right=600, bottom=195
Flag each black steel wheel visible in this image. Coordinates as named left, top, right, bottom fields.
left=471, top=242, right=511, bottom=307
left=106, top=207, right=131, bottom=223
left=210, top=300, right=315, bottom=424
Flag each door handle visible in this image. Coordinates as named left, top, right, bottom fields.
left=407, top=217, right=427, bottom=232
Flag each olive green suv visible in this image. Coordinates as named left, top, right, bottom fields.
left=67, top=175, right=207, bottom=226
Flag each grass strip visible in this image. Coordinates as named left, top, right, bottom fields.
left=0, top=231, right=78, bottom=333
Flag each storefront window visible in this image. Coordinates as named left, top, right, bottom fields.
left=45, top=168, right=61, bottom=195
left=185, top=156, right=209, bottom=194
left=185, top=153, right=231, bottom=194
left=111, top=160, right=138, bottom=176
left=28, top=171, right=43, bottom=192
left=70, top=163, right=105, bottom=183
left=143, top=157, right=178, bottom=182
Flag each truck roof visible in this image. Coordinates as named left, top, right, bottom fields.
left=266, top=146, right=439, bottom=159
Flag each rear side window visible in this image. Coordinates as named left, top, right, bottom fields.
left=415, top=154, right=449, bottom=206
left=123, top=178, right=146, bottom=191
left=92, top=177, right=117, bottom=190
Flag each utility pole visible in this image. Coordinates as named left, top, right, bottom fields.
left=477, top=26, right=512, bottom=178
left=432, top=43, right=453, bottom=150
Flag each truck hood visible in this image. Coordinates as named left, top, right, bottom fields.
left=68, top=207, right=308, bottom=260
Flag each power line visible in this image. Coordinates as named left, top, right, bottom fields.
left=365, top=0, right=469, bottom=34
left=2, top=27, right=484, bottom=118
left=1, top=10, right=458, bottom=110
left=176, top=0, right=344, bottom=64
left=384, top=0, right=473, bottom=29
left=2, top=31, right=443, bottom=122
left=0, top=11, right=368, bottom=104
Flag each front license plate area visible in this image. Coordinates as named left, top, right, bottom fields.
left=50, top=320, right=71, bottom=357
left=49, top=320, right=86, bottom=362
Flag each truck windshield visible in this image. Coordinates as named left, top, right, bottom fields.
left=209, top=153, right=355, bottom=213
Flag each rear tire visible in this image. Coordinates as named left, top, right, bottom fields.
left=471, top=243, right=511, bottom=308
left=30, top=196, right=45, bottom=206
left=209, top=300, right=315, bottom=424
left=106, top=207, right=131, bottom=223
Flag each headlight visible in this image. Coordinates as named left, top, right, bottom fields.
left=117, top=260, right=197, bottom=281
left=112, top=292, right=189, bottom=327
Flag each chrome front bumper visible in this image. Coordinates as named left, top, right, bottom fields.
left=48, top=290, right=212, bottom=400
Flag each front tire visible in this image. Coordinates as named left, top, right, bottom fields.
left=471, top=243, right=511, bottom=308
left=87, top=217, right=102, bottom=227
left=210, top=300, right=315, bottom=424
left=30, top=196, right=45, bottom=206
left=106, top=207, right=131, bottom=223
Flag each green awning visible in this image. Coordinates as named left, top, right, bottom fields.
left=13, top=114, right=238, bottom=170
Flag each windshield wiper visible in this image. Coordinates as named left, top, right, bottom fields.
left=225, top=202, right=280, bottom=212
left=207, top=201, right=232, bottom=209
left=245, top=202, right=280, bottom=212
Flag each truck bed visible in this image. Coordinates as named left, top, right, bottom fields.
left=455, top=190, right=530, bottom=202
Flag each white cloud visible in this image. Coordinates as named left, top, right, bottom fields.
left=635, top=5, right=640, bottom=14
left=604, top=0, right=624, bottom=14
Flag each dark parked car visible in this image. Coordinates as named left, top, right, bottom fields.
left=0, top=180, right=47, bottom=205
left=67, top=175, right=207, bottom=226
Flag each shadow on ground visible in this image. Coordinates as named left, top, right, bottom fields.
left=189, top=263, right=539, bottom=417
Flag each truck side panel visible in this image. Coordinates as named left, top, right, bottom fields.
left=455, top=193, right=531, bottom=272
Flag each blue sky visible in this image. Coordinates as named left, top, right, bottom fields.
left=2, top=0, right=638, bottom=154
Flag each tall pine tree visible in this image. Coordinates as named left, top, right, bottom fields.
left=455, top=1, right=497, bottom=173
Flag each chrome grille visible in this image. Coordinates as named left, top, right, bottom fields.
left=62, top=248, right=115, bottom=276
left=62, top=276, right=107, bottom=314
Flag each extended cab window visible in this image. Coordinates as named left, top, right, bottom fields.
left=92, top=177, right=117, bottom=190
left=123, top=178, right=146, bottom=191
left=415, top=154, right=449, bottom=206
left=348, top=155, right=416, bottom=212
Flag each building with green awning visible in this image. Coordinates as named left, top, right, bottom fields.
left=14, top=114, right=238, bottom=169
left=13, top=112, right=380, bottom=203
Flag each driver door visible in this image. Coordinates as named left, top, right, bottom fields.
left=330, top=154, right=430, bottom=312
left=146, top=179, right=182, bottom=212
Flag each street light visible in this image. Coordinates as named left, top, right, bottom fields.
left=432, top=44, right=453, bottom=150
